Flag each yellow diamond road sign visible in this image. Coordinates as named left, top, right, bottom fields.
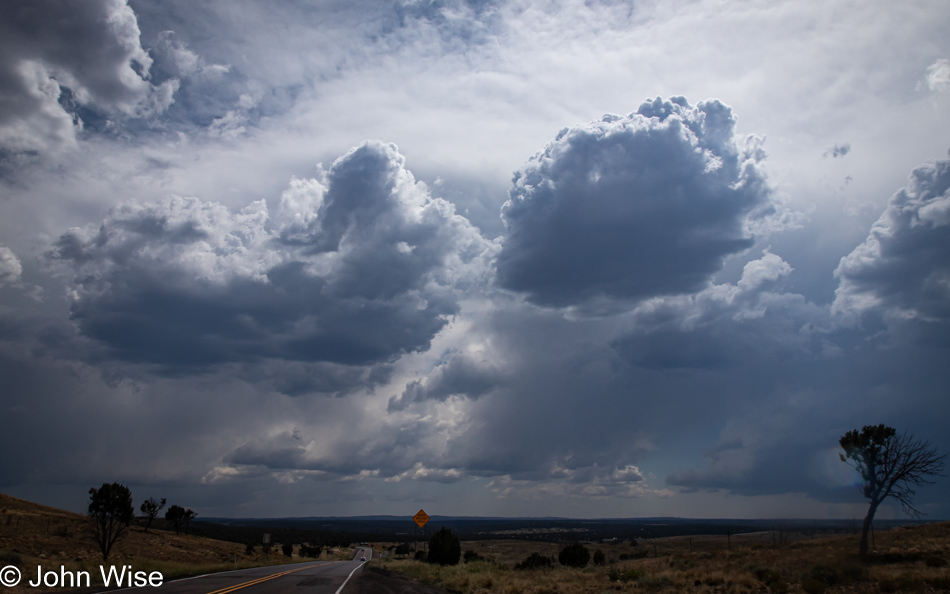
left=413, top=509, right=430, bottom=528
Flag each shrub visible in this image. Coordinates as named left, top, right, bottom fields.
left=463, top=550, right=483, bottom=563
left=593, top=549, right=605, bottom=566
left=515, top=552, right=554, bottom=570
left=838, top=562, right=869, bottom=583
left=809, top=565, right=839, bottom=587
left=428, top=527, right=461, bottom=566
left=281, top=543, right=293, bottom=557
left=0, top=551, right=22, bottom=567
left=245, top=541, right=256, bottom=556
left=928, top=576, right=950, bottom=589
left=636, top=575, right=673, bottom=591
left=800, top=575, right=827, bottom=594
left=768, top=578, right=789, bottom=594
left=608, top=567, right=644, bottom=582
left=878, top=578, right=897, bottom=593
left=624, top=568, right=645, bottom=581
left=414, top=550, right=426, bottom=561
left=895, top=575, right=924, bottom=591
left=749, top=565, right=781, bottom=584
left=925, top=556, right=947, bottom=568
left=558, top=542, right=590, bottom=568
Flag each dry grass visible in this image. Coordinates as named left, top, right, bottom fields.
left=0, top=492, right=342, bottom=593
left=382, top=523, right=950, bottom=593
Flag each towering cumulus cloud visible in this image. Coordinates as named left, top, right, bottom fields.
left=834, top=155, right=950, bottom=325
left=496, top=96, right=773, bottom=309
left=50, top=141, right=492, bottom=374
left=0, top=0, right=177, bottom=151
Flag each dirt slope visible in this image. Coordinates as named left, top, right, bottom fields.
left=0, top=491, right=245, bottom=564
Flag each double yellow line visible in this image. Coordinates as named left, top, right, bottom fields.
left=204, top=564, right=321, bottom=594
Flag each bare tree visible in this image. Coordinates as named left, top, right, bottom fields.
left=88, top=482, right=134, bottom=560
left=139, top=497, right=166, bottom=532
left=839, top=424, right=946, bottom=558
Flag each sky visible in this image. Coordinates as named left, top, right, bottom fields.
left=1, top=0, right=949, bottom=521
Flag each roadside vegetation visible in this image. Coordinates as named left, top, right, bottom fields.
left=0, top=492, right=344, bottom=593
left=381, top=523, right=950, bottom=594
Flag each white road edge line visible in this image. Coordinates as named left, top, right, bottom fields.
left=333, top=560, right=366, bottom=594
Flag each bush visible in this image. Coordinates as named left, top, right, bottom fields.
left=463, top=550, right=483, bottom=563
left=636, top=575, right=673, bottom=591
left=558, top=542, right=590, bottom=568
left=395, top=543, right=411, bottom=558
left=800, top=575, right=827, bottom=594
left=768, top=579, right=789, bottom=594
left=0, top=551, right=22, bottom=567
left=838, top=562, right=869, bottom=583
left=895, top=575, right=924, bottom=591
left=878, top=578, right=897, bottom=593
left=925, top=556, right=947, bottom=568
left=625, top=568, right=645, bottom=581
left=281, top=543, right=293, bottom=557
left=928, top=576, right=950, bottom=589
left=592, top=549, right=605, bottom=566
left=809, top=565, right=839, bottom=587
left=427, top=527, right=461, bottom=566
left=608, top=567, right=646, bottom=582
left=414, top=550, right=426, bottom=561
left=245, top=541, right=256, bottom=555
left=749, top=565, right=781, bottom=584
left=515, top=552, right=554, bottom=570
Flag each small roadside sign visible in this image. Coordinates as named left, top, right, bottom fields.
left=413, top=509, right=430, bottom=528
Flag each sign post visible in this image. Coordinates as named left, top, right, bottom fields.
left=413, top=509, right=430, bottom=558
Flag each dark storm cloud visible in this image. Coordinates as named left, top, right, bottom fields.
left=495, top=96, right=774, bottom=309
left=0, top=0, right=177, bottom=150
left=834, top=155, right=950, bottom=326
left=221, top=420, right=465, bottom=484
left=48, top=141, right=493, bottom=376
left=611, top=251, right=833, bottom=369
left=387, top=352, right=502, bottom=411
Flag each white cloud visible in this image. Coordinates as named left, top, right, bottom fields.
left=926, top=58, right=950, bottom=93
left=0, top=246, right=23, bottom=286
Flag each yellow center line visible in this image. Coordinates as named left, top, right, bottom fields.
left=204, top=564, right=322, bottom=594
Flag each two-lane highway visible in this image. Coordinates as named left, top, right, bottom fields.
left=113, top=548, right=373, bottom=594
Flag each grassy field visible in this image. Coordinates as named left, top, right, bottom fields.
left=0, top=492, right=349, bottom=593
left=379, top=523, right=950, bottom=593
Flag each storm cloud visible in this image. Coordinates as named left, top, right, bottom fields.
left=1, top=1, right=949, bottom=520
left=834, top=155, right=950, bottom=326
left=496, top=96, right=774, bottom=310
left=0, top=0, right=177, bottom=151
left=50, top=141, right=493, bottom=374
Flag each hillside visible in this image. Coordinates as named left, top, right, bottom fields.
left=0, top=492, right=248, bottom=565
left=0, top=492, right=353, bottom=594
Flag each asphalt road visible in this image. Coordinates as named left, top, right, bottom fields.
left=111, top=548, right=372, bottom=594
